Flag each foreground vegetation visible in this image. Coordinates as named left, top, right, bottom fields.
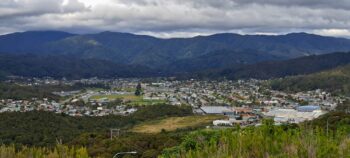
left=0, top=104, right=192, bottom=147
left=1, top=112, right=349, bottom=157
left=0, top=104, right=197, bottom=157
left=0, top=145, right=89, bottom=158
left=162, top=118, right=350, bottom=158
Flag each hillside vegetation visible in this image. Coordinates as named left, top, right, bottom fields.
left=0, top=145, right=89, bottom=158
left=1, top=113, right=349, bottom=157
left=208, top=52, right=350, bottom=80
left=161, top=118, right=350, bottom=158
left=0, top=54, right=156, bottom=79
left=2, top=52, right=350, bottom=80
left=0, top=105, right=192, bottom=147
left=269, top=64, right=350, bottom=96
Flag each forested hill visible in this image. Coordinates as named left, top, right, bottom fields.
left=1, top=52, right=350, bottom=80
left=269, top=64, right=350, bottom=96
left=0, top=31, right=74, bottom=53
left=0, top=54, right=158, bottom=79
left=210, top=52, right=350, bottom=80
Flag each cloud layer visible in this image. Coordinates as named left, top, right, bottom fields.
left=0, top=0, right=350, bottom=38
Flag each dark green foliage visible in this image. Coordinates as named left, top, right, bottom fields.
left=167, top=49, right=282, bottom=73
left=135, top=83, right=142, bottom=96
left=336, top=100, right=350, bottom=112
left=216, top=52, right=350, bottom=80
left=306, top=112, right=350, bottom=132
left=0, top=54, right=157, bottom=79
left=0, top=104, right=192, bottom=147
left=0, top=71, right=7, bottom=81
left=0, top=83, right=65, bottom=100
left=71, top=132, right=186, bottom=158
left=269, top=64, right=350, bottom=96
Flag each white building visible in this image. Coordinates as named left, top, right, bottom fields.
left=264, top=108, right=325, bottom=123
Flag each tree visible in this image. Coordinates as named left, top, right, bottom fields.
left=135, top=83, right=142, bottom=96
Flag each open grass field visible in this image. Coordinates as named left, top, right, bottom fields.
left=130, top=115, right=226, bottom=133
left=90, top=94, right=141, bottom=101
left=90, top=94, right=167, bottom=105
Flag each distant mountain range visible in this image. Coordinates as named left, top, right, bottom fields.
left=1, top=31, right=350, bottom=78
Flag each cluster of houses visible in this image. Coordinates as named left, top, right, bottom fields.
left=0, top=98, right=59, bottom=113
left=0, top=98, right=137, bottom=116
left=1, top=77, right=345, bottom=125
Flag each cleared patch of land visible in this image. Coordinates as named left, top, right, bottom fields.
left=130, top=115, right=226, bottom=133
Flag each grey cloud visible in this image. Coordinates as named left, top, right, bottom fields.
left=0, top=0, right=88, bottom=18
left=232, top=0, right=350, bottom=10
left=0, top=0, right=350, bottom=38
left=113, top=0, right=350, bottom=10
left=62, top=0, right=88, bottom=13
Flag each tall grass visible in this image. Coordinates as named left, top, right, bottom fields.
left=161, top=120, right=350, bottom=158
left=0, top=145, right=89, bottom=158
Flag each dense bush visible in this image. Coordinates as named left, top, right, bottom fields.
left=71, top=132, right=185, bottom=158
left=0, top=104, right=192, bottom=147
left=0, top=145, right=89, bottom=158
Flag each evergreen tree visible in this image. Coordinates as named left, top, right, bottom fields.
left=135, top=83, right=142, bottom=96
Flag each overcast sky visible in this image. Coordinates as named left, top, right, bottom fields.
left=1, top=0, right=350, bottom=38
